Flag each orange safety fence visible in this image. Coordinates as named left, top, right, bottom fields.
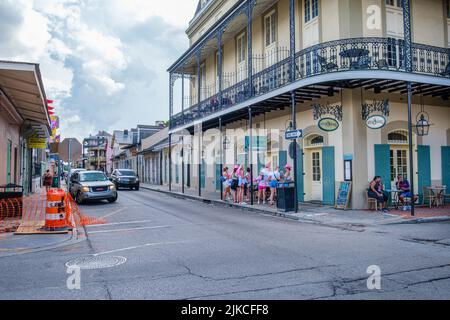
left=0, top=191, right=106, bottom=234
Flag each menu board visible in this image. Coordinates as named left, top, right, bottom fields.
left=335, top=182, right=352, bottom=210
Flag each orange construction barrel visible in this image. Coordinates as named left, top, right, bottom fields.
left=43, top=189, right=69, bottom=230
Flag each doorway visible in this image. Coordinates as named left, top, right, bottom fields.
left=304, top=134, right=324, bottom=202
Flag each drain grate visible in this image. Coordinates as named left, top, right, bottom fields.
left=65, top=255, right=127, bottom=270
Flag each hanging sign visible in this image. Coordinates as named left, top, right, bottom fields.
left=366, top=115, right=386, bottom=129
left=318, top=118, right=339, bottom=132
left=27, top=137, right=47, bottom=149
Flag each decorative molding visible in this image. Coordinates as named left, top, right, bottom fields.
left=361, top=99, right=389, bottom=121
left=313, top=102, right=343, bottom=122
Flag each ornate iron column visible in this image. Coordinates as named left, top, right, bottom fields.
left=402, top=0, right=415, bottom=217
left=247, top=0, right=256, bottom=98
left=218, top=28, right=224, bottom=109
left=219, top=117, right=223, bottom=200
left=248, top=106, right=254, bottom=205
left=289, top=0, right=296, bottom=82
left=196, top=50, right=202, bottom=117
left=291, top=91, right=299, bottom=213
left=169, top=133, right=172, bottom=192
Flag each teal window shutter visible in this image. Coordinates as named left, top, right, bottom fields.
left=322, top=147, right=336, bottom=206
left=279, top=151, right=287, bottom=170
left=442, top=147, right=450, bottom=190
left=374, top=144, right=390, bottom=188
left=296, top=148, right=304, bottom=202
left=418, top=145, right=431, bottom=202
left=175, top=164, right=179, bottom=184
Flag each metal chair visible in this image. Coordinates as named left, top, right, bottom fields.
left=422, top=187, right=437, bottom=208
left=367, top=190, right=378, bottom=211
left=317, top=55, right=338, bottom=72
left=439, top=62, right=450, bottom=77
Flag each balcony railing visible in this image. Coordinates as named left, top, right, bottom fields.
left=170, top=37, right=449, bottom=130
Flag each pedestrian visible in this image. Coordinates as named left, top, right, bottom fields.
left=43, top=170, right=53, bottom=192
left=396, top=175, right=418, bottom=206
left=231, top=165, right=239, bottom=203
left=368, top=176, right=389, bottom=212
left=284, top=164, right=293, bottom=186
left=244, top=167, right=251, bottom=203
left=238, top=165, right=246, bottom=204
left=222, top=167, right=232, bottom=201
left=268, top=166, right=280, bottom=206
left=256, top=171, right=267, bottom=205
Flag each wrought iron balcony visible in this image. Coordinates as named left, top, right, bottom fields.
left=170, top=37, right=450, bottom=130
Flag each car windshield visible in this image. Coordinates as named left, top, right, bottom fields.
left=79, top=172, right=108, bottom=182
left=118, top=170, right=136, bottom=176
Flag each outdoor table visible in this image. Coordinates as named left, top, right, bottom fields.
left=426, top=186, right=446, bottom=207
left=339, top=48, right=370, bottom=69
left=386, top=189, right=400, bottom=209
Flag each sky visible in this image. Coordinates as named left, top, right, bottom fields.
left=0, top=0, right=198, bottom=141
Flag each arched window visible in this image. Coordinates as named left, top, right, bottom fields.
left=388, top=130, right=408, bottom=144
left=305, top=134, right=324, bottom=147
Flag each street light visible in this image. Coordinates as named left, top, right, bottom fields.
left=414, top=95, right=431, bottom=137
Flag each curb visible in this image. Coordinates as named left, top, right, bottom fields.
left=141, top=185, right=450, bottom=226
left=383, top=216, right=450, bottom=225
left=140, top=185, right=300, bottom=221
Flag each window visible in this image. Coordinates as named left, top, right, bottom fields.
left=447, top=0, right=450, bottom=19
left=388, top=130, right=408, bottom=144
left=264, top=11, right=277, bottom=47
left=312, top=152, right=321, bottom=182
left=236, top=33, right=247, bottom=64
left=310, top=135, right=324, bottom=146
left=305, top=0, right=319, bottom=23
left=385, top=0, right=402, bottom=8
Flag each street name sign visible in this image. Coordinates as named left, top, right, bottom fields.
left=285, top=129, right=303, bottom=140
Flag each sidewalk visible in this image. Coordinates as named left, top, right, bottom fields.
left=140, top=183, right=450, bottom=227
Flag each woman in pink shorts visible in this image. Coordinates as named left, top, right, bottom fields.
left=256, top=172, right=267, bottom=204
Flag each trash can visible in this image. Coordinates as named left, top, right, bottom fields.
left=276, top=183, right=295, bottom=212
left=0, top=184, right=24, bottom=219
left=52, top=176, right=60, bottom=188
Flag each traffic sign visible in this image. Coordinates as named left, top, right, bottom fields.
left=285, top=129, right=303, bottom=140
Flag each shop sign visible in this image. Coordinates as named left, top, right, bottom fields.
left=366, top=115, right=387, bottom=129
left=27, top=136, right=47, bottom=149
left=318, top=118, right=339, bottom=132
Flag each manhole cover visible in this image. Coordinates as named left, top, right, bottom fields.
left=65, top=255, right=127, bottom=270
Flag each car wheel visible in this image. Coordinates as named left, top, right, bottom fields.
left=108, top=195, right=118, bottom=203
left=75, top=192, right=84, bottom=205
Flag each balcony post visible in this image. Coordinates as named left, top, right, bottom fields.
left=198, top=124, right=202, bottom=197
left=182, top=135, right=185, bottom=194
left=289, top=0, right=296, bottom=82
left=196, top=50, right=202, bottom=116
left=169, top=133, right=172, bottom=192
left=291, top=90, right=299, bottom=213
left=402, top=0, right=415, bottom=217
left=246, top=0, right=256, bottom=98
left=248, top=106, right=253, bottom=206
left=181, top=69, right=185, bottom=122
left=218, top=28, right=224, bottom=109
left=219, top=117, right=223, bottom=200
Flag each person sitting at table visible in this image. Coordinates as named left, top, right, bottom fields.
left=396, top=175, right=418, bottom=205
left=368, top=176, right=389, bottom=212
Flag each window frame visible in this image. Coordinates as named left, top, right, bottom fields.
left=304, top=0, right=319, bottom=24
left=264, top=9, right=277, bottom=48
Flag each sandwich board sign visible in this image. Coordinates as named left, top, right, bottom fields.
left=335, top=181, right=352, bottom=210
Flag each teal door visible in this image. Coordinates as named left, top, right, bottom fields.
left=442, top=147, right=450, bottom=190
left=175, top=163, right=179, bottom=184
left=201, top=159, right=206, bottom=189
left=296, top=147, right=304, bottom=202
left=322, top=147, right=335, bottom=206
left=6, top=140, right=12, bottom=185
left=417, top=145, right=431, bottom=203
left=215, top=163, right=221, bottom=191
left=374, top=144, right=391, bottom=188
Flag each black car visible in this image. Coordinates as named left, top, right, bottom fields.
left=111, top=169, right=140, bottom=190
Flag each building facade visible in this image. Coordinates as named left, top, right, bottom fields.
left=0, top=61, right=51, bottom=194
left=167, top=0, right=450, bottom=209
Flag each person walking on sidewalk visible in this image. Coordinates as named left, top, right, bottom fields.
left=43, top=170, right=53, bottom=192
left=222, top=167, right=232, bottom=201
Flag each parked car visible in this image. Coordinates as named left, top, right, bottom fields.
left=70, top=171, right=117, bottom=204
left=66, top=168, right=86, bottom=185
left=111, top=169, right=140, bottom=190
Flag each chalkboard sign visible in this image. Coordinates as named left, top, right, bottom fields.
left=335, top=181, right=352, bottom=210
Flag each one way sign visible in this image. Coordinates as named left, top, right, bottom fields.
left=285, top=129, right=303, bottom=140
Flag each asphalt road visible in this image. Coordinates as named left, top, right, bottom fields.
left=0, top=188, right=449, bottom=300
